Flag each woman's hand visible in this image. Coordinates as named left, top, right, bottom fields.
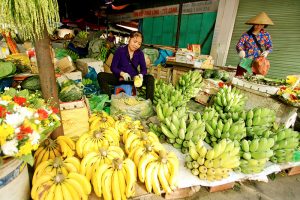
left=261, top=51, right=269, bottom=57
left=239, top=50, right=246, bottom=58
left=120, top=72, right=131, bottom=81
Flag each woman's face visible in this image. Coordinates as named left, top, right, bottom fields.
left=128, top=36, right=142, bottom=52
left=254, top=24, right=265, bottom=32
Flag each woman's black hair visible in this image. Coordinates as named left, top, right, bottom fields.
left=247, top=24, right=268, bottom=35
left=129, top=31, right=143, bottom=42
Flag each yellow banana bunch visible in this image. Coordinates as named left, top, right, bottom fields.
left=76, top=127, right=120, bottom=158
left=32, top=156, right=81, bottom=186
left=33, top=138, right=62, bottom=169
left=31, top=172, right=91, bottom=200
left=128, top=142, right=164, bottom=167
left=89, top=111, right=115, bottom=130
left=124, top=130, right=160, bottom=154
left=143, top=150, right=179, bottom=195
left=80, top=146, right=125, bottom=181
left=91, top=158, right=137, bottom=199
left=115, top=117, right=143, bottom=137
left=56, top=135, right=76, bottom=158
left=186, top=139, right=240, bottom=181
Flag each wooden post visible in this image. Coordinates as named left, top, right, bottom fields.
left=175, top=2, right=183, bottom=50
left=210, top=0, right=239, bottom=66
left=34, top=29, right=64, bottom=139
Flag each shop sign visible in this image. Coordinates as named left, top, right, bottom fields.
left=108, top=0, right=219, bottom=22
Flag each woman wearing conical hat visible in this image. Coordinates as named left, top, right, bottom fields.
left=235, top=12, right=274, bottom=76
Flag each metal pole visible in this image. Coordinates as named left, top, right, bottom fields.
left=175, top=2, right=183, bottom=50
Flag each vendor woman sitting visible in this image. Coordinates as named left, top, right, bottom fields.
left=97, top=31, right=154, bottom=101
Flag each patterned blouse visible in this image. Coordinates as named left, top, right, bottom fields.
left=236, top=29, right=273, bottom=59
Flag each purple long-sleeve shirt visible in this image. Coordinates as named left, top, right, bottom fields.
left=111, top=45, right=147, bottom=78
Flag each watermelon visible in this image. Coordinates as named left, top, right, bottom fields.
left=59, top=85, right=83, bottom=102
left=20, top=76, right=41, bottom=90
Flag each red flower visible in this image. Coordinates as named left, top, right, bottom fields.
left=0, top=105, right=7, bottom=118
left=280, top=86, right=287, bottom=90
left=51, top=106, right=59, bottom=114
left=218, top=82, right=224, bottom=88
left=37, top=109, right=49, bottom=119
left=17, top=125, right=33, bottom=140
left=290, top=94, right=297, bottom=101
left=13, top=96, right=27, bottom=106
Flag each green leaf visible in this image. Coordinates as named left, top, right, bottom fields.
left=20, top=154, right=34, bottom=166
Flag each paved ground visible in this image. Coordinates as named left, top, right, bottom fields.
left=189, top=173, right=300, bottom=200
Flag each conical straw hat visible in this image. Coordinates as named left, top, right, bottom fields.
left=245, top=12, right=274, bottom=25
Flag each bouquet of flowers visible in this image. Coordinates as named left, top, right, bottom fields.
left=277, top=85, right=300, bottom=107
left=0, top=87, right=61, bottom=166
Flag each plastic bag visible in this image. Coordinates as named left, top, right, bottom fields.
left=252, top=56, right=270, bottom=76
left=110, top=93, right=154, bottom=120
left=83, top=66, right=101, bottom=96
left=88, top=94, right=111, bottom=113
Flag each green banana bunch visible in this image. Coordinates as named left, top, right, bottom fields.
left=156, top=102, right=187, bottom=122
left=213, top=86, right=247, bottom=114
left=175, top=70, right=203, bottom=99
left=270, top=127, right=299, bottom=163
left=204, top=108, right=246, bottom=145
left=148, top=123, right=165, bottom=140
left=245, top=108, right=276, bottom=128
left=161, top=111, right=206, bottom=153
left=154, top=80, right=188, bottom=108
left=239, top=138, right=275, bottom=174
left=185, top=139, right=240, bottom=181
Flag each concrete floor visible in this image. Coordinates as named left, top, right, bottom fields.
left=131, top=173, right=300, bottom=200
left=189, top=173, right=300, bottom=200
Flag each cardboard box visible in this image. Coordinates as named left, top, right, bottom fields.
left=55, top=56, right=76, bottom=74
left=56, top=71, right=82, bottom=85
left=76, top=58, right=104, bottom=77
left=104, top=53, right=113, bottom=73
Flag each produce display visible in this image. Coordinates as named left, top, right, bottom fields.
left=243, top=74, right=285, bottom=86
left=31, top=172, right=91, bottom=200
left=203, top=107, right=246, bottom=146
left=277, top=85, right=300, bottom=107
left=154, top=70, right=203, bottom=107
left=239, top=138, right=274, bottom=174
left=33, top=136, right=76, bottom=168
left=202, top=69, right=230, bottom=82
left=58, top=79, right=84, bottom=102
left=186, top=140, right=240, bottom=181
left=270, top=127, right=299, bottom=163
left=157, top=105, right=206, bottom=153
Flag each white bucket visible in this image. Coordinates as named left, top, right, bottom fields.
left=0, top=158, right=30, bottom=200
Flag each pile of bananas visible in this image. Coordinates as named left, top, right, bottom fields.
left=91, top=158, right=137, bottom=199
left=31, top=172, right=91, bottom=200
left=160, top=110, right=206, bottom=153
left=186, top=139, right=240, bottom=181
left=113, top=114, right=143, bottom=136
left=213, top=86, right=247, bottom=114
left=123, top=130, right=160, bottom=154
left=129, top=144, right=179, bottom=195
left=33, top=136, right=76, bottom=168
left=89, top=111, right=115, bottom=130
left=203, top=107, right=246, bottom=146
left=156, top=102, right=187, bottom=121
left=175, top=70, right=203, bottom=99
left=148, top=123, right=164, bottom=140
left=245, top=108, right=276, bottom=128
left=270, top=127, right=299, bottom=163
left=239, top=138, right=274, bottom=174
left=154, top=80, right=188, bottom=108
left=76, top=127, right=120, bottom=158
left=32, top=156, right=81, bottom=185
left=80, top=146, right=125, bottom=181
